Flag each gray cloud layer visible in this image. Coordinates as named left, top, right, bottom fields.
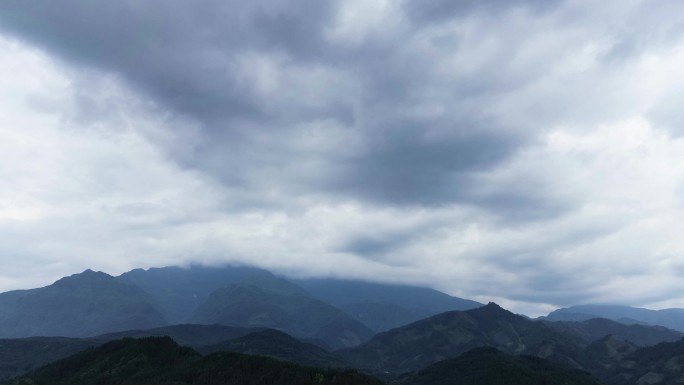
left=2, top=0, right=684, bottom=315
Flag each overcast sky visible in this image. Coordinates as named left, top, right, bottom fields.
left=2, top=0, right=684, bottom=316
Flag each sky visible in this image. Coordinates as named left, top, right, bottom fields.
left=1, top=0, right=684, bottom=316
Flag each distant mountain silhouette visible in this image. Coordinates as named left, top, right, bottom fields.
left=118, top=265, right=482, bottom=333
left=293, top=278, right=482, bottom=332
left=0, top=270, right=166, bottom=338
left=9, top=337, right=383, bottom=385
left=118, top=265, right=267, bottom=323
left=191, top=272, right=374, bottom=349
left=339, top=302, right=586, bottom=374
left=397, top=347, right=602, bottom=385
left=543, top=317, right=683, bottom=347
left=545, top=305, right=684, bottom=332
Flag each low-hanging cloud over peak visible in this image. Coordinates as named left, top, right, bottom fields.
left=1, top=0, right=684, bottom=315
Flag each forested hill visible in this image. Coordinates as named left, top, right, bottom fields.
left=9, top=337, right=383, bottom=385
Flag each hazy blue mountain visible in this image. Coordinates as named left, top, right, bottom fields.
left=338, top=302, right=586, bottom=374
left=191, top=272, right=374, bottom=349
left=199, top=329, right=350, bottom=368
left=543, top=318, right=683, bottom=347
left=293, top=278, right=482, bottom=332
left=545, top=305, right=684, bottom=332
left=118, top=265, right=483, bottom=332
left=9, top=337, right=383, bottom=385
left=0, top=270, right=166, bottom=338
left=118, top=265, right=268, bottom=323
left=397, top=347, right=602, bottom=385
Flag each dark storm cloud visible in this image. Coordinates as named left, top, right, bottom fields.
left=0, top=0, right=335, bottom=122
left=0, top=0, right=568, bottom=216
left=327, top=123, right=520, bottom=206
left=342, top=234, right=411, bottom=261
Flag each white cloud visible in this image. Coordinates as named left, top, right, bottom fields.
left=4, top=0, right=684, bottom=318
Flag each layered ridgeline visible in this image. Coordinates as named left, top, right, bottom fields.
left=0, top=325, right=344, bottom=381
left=339, top=302, right=588, bottom=374
left=0, top=270, right=166, bottom=338
left=0, top=337, right=99, bottom=381
left=587, top=337, right=684, bottom=385
left=0, top=324, right=263, bottom=380
left=118, top=265, right=267, bottom=324
left=189, top=272, right=373, bottom=349
left=0, top=264, right=480, bottom=346
left=397, top=347, right=602, bottom=385
left=544, top=305, right=684, bottom=333
left=119, top=265, right=482, bottom=333
left=9, top=337, right=383, bottom=385
left=199, top=329, right=350, bottom=368
left=293, top=278, right=482, bottom=332
left=543, top=318, right=683, bottom=347
left=5, top=303, right=684, bottom=384
left=97, top=324, right=263, bottom=347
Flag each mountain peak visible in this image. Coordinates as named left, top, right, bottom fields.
left=53, top=269, right=116, bottom=287
left=476, top=302, right=509, bottom=314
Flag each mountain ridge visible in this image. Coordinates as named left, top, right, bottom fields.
left=545, top=305, right=684, bottom=333
left=0, top=270, right=167, bottom=339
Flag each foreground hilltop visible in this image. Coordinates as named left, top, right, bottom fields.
left=4, top=301, right=684, bottom=384
left=9, top=337, right=382, bottom=385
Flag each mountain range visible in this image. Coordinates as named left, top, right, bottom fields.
left=544, top=305, right=684, bottom=333
left=0, top=270, right=166, bottom=338
left=0, top=265, right=480, bottom=347
left=4, top=265, right=684, bottom=384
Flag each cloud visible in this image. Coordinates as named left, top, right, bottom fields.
left=2, top=0, right=684, bottom=316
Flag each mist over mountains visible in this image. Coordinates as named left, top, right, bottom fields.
left=0, top=265, right=482, bottom=344
left=3, top=264, right=684, bottom=384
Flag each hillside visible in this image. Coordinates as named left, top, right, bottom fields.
left=0, top=337, right=98, bottom=381
left=0, top=324, right=260, bottom=381
left=191, top=272, right=374, bottom=349
left=199, top=329, right=350, bottom=368
left=118, top=265, right=267, bottom=323
left=601, top=338, right=684, bottom=385
left=9, top=337, right=383, bottom=385
left=545, top=305, right=684, bottom=333
left=117, top=264, right=483, bottom=333
left=339, top=302, right=586, bottom=374
left=97, top=323, right=262, bottom=347
left=294, top=278, right=482, bottom=332
left=543, top=318, right=683, bottom=347
left=0, top=270, right=166, bottom=338
left=397, top=347, right=602, bottom=385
